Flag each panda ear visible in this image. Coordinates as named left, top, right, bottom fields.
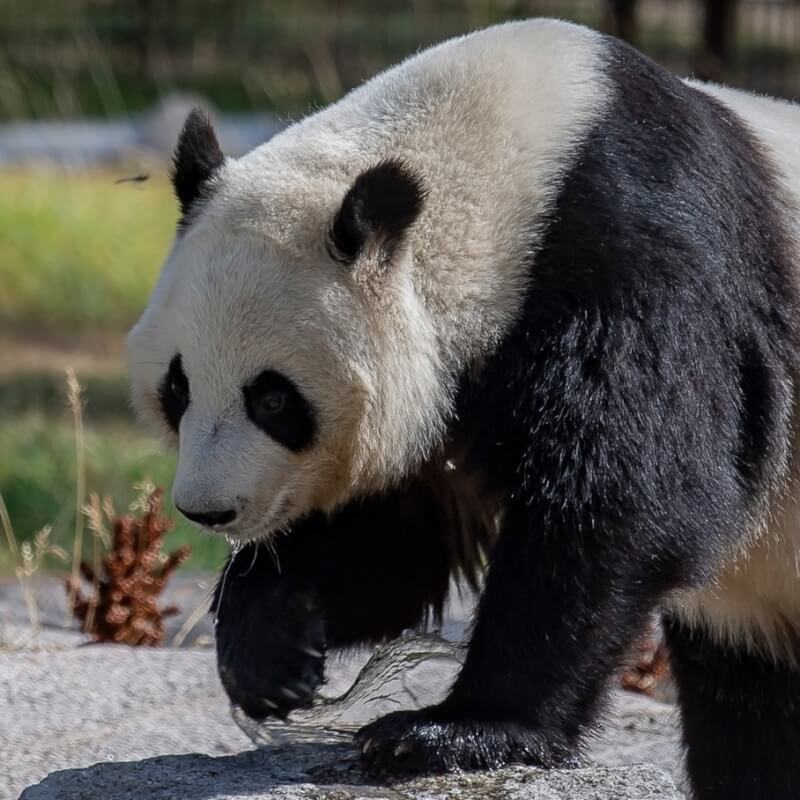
left=328, top=159, right=426, bottom=271
left=171, top=108, right=225, bottom=221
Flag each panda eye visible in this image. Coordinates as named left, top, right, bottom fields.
left=258, top=390, right=287, bottom=416
left=243, top=370, right=316, bottom=452
left=159, top=354, right=190, bottom=433
left=170, top=374, right=188, bottom=403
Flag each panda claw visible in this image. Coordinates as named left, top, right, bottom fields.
left=280, top=686, right=301, bottom=701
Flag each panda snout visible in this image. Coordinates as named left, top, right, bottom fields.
left=176, top=506, right=238, bottom=528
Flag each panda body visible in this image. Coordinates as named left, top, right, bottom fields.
left=674, top=81, right=800, bottom=660
left=128, top=19, right=800, bottom=800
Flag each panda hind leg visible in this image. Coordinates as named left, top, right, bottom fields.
left=664, top=614, right=800, bottom=800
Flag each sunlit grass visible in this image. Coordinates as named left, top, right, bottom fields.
left=0, top=170, right=176, bottom=333
left=0, top=168, right=228, bottom=577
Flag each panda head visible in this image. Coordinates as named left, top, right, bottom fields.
left=127, top=109, right=447, bottom=540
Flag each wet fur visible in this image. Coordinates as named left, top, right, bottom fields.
left=212, top=462, right=497, bottom=719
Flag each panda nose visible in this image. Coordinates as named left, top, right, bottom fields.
left=177, top=507, right=237, bottom=528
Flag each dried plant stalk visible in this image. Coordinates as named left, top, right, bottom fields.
left=65, top=487, right=190, bottom=646
left=9, top=524, right=68, bottom=638
left=65, top=367, right=87, bottom=625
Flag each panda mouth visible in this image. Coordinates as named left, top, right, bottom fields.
left=229, top=488, right=293, bottom=541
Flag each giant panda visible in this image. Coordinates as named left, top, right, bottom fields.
left=127, top=19, right=800, bottom=800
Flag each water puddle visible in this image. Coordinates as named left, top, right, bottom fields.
left=232, top=632, right=464, bottom=746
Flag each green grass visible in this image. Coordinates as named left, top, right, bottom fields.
left=0, top=370, right=131, bottom=422
left=0, top=171, right=176, bottom=334
left=0, top=168, right=227, bottom=575
left=0, top=65, right=305, bottom=121
left=0, top=411, right=228, bottom=574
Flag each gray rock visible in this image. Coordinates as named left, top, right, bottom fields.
left=138, top=92, right=284, bottom=158
left=0, top=95, right=284, bottom=170
left=590, top=691, right=684, bottom=782
left=2, top=577, right=685, bottom=799
left=3, top=643, right=685, bottom=800
left=1, top=647, right=251, bottom=799
left=21, top=754, right=681, bottom=800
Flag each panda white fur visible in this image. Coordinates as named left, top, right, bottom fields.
left=127, top=19, right=800, bottom=800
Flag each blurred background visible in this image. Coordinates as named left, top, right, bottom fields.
left=1, top=0, right=799, bottom=580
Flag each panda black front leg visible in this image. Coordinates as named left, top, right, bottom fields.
left=213, top=544, right=326, bottom=720
left=355, top=267, right=758, bottom=775
left=213, top=478, right=457, bottom=721
left=356, top=496, right=670, bottom=774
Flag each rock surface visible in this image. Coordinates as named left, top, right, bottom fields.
left=0, top=95, right=284, bottom=169
left=22, top=755, right=681, bottom=800
left=2, top=576, right=684, bottom=799
left=3, top=645, right=685, bottom=800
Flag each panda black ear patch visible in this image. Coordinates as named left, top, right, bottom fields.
left=329, top=159, right=426, bottom=267
left=171, top=108, right=225, bottom=221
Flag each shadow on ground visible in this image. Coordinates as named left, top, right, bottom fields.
left=19, top=744, right=371, bottom=800
left=19, top=744, right=685, bottom=800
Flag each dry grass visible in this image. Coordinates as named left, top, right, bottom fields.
left=0, top=492, right=67, bottom=637
left=1, top=371, right=219, bottom=639
left=65, top=368, right=87, bottom=625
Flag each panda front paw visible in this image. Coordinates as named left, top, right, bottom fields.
left=215, top=583, right=326, bottom=720
left=355, top=707, right=578, bottom=777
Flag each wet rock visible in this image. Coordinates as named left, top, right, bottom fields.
left=21, top=753, right=682, bottom=800
left=4, top=644, right=685, bottom=799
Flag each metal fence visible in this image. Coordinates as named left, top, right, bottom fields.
left=0, top=0, right=798, bottom=119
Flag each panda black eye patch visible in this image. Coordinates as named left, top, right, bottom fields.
left=243, top=370, right=316, bottom=452
left=158, top=354, right=190, bottom=433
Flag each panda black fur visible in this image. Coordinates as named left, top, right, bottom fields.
left=127, top=20, right=800, bottom=800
